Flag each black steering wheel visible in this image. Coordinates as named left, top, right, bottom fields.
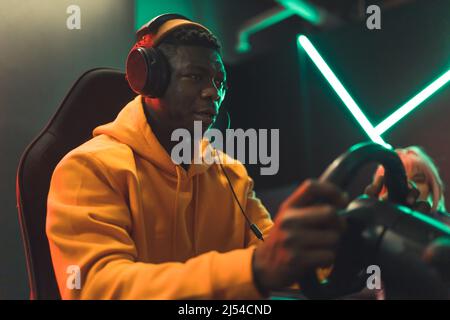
left=298, top=142, right=410, bottom=299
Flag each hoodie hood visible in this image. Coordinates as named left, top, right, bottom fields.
left=93, top=95, right=213, bottom=178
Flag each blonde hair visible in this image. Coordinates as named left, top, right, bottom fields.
left=374, top=146, right=446, bottom=212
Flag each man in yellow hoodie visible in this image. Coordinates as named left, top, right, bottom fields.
left=46, top=14, right=348, bottom=299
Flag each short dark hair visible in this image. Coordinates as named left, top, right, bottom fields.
left=155, top=26, right=222, bottom=63
left=131, top=26, right=221, bottom=55
left=159, top=26, right=221, bottom=51
left=130, top=26, right=222, bottom=70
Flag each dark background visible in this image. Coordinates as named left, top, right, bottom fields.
left=0, top=0, right=448, bottom=299
left=0, top=0, right=135, bottom=299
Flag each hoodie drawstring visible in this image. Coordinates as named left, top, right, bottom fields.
left=193, top=175, right=200, bottom=255
left=172, top=166, right=182, bottom=258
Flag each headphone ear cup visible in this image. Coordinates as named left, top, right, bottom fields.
left=150, top=48, right=170, bottom=97
left=126, top=47, right=170, bottom=98
left=126, top=47, right=148, bottom=95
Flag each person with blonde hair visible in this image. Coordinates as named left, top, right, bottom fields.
left=370, top=146, right=447, bottom=216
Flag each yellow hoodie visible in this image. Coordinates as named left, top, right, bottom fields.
left=46, top=95, right=274, bottom=299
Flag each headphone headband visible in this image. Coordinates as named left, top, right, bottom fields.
left=136, top=13, right=212, bottom=47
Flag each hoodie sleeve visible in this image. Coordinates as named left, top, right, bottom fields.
left=46, top=152, right=265, bottom=300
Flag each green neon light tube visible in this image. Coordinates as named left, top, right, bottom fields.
left=375, top=69, right=450, bottom=135
left=298, top=35, right=389, bottom=147
left=277, top=0, right=322, bottom=25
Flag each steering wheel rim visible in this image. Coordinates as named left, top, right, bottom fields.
left=319, top=142, right=409, bottom=204
left=298, top=142, right=409, bottom=299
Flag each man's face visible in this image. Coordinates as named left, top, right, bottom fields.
left=157, top=45, right=227, bottom=134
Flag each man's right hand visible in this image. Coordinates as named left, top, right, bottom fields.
left=252, top=179, right=349, bottom=294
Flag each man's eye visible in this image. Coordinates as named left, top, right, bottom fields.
left=187, top=74, right=202, bottom=81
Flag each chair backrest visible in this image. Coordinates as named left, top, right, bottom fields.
left=16, top=68, right=136, bottom=299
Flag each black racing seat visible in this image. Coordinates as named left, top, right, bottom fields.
left=16, top=68, right=136, bottom=299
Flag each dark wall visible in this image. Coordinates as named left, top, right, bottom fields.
left=224, top=40, right=305, bottom=188
left=0, top=0, right=135, bottom=299
left=227, top=0, right=450, bottom=208
left=135, top=0, right=279, bottom=64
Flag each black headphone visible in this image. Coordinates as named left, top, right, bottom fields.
left=126, top=13, right=210, bottom=97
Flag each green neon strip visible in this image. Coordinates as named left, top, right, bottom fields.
left=238, top=1, right=323, bottom=53
left=242, top=9, right=295, bottom=36
left=375, top=69, right=450, bottom=135
left=298, top=35, right=389, bottom=147
left=407, top=209, right=450, bottom=235
left=277, top=0, right=322, bottom=25
left=237, top=8, right=295, bottom=53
